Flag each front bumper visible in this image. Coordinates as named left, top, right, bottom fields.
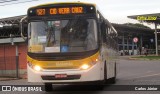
left=27, top=62, right=102, bottom=83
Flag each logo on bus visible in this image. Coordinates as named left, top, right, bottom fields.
left=56, top=62, right=73, bottom=67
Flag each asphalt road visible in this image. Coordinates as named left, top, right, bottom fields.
left=1, top=56, right=160, bottom=94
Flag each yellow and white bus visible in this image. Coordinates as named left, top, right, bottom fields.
left=21, top=2, right=118, bottom=91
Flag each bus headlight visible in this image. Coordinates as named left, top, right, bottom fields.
left=33, top=65, right=41, bottom=71
left=80, top=64, right=90, bottom=70
left=28, top=62, right=42, bottom=71
left=80, top=58, right=99, bottom=70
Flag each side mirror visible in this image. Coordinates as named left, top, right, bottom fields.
left=20, top=16, right=27, bottom=40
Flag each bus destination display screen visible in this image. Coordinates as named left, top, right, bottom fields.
left=28, top=6, right=95, bottom=17
left=37, top=7, right=83, bottom=15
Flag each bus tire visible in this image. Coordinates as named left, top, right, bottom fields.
left=97, top=62, right=107, bottom=90
left=109, top=77, right=116, bottom=84
left=104, top=62, right=107, bottom=84
left=45, top=83, right=53, bottom=92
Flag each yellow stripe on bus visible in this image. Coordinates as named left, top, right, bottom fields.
left=27, top=51, right=100, bottom=69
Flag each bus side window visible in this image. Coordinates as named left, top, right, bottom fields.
left=101, top=21, right=107, bottom=42
left=106, top=27, right=110, bottom=47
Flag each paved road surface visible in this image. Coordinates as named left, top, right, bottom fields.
left=0, top=56, right=160, bottom=94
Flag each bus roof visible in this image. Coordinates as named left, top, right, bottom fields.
left=28, top=2, right=96, bottom=9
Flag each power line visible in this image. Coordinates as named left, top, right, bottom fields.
left=0, top=0, right=19, bottom=3
left=0, top=0, right=39, bottom=6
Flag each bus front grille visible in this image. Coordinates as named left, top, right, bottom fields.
left=41, top=75, right=81, bottom=80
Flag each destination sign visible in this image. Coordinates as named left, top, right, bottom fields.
left=36, top=7, right=83, bottom=16
left=28, top=5, right=95, bottom=17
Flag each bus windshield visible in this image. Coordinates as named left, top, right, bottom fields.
left=28, top=18, right=98, bottom=53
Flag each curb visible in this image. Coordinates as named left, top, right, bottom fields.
left=129, top=57, right=138, bottom=60
left=129, top=57, right=160, bottom=61
left=0, top=78, right=19, bottom=81
left=0, top=73, right=27, bottom=81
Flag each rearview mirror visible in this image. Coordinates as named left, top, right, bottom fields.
left=20, top=16, right=27, bottom=40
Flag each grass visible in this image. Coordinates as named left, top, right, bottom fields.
left=133, top=56, right=160, bottom=60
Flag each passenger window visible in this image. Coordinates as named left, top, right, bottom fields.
left=101, top=22, right=107, bottom=42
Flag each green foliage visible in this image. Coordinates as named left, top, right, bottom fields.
left=134, top=56, right=160, bottom=60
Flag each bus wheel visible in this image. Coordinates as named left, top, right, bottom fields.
left=109, top=77, right=116, bottom=84
left=45, top=83, right=53, bottom=92
left=104, top=62, right=107, bottom=83
left=98, top=62, right=107, bottom=90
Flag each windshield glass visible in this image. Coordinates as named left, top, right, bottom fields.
left=28, top=19, right=98, bottom=53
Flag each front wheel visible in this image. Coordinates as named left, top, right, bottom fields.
left=45, top=83, right=53, bottom=92
left=104, top=62, right=107, bottom=83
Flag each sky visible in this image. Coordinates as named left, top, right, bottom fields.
left=0, top=0, right=160, bottom=28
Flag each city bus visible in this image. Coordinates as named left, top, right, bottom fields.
left=20, top=2, right=118, bottom=91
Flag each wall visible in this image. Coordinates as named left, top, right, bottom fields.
left=0, top=43, right=27, bottom=77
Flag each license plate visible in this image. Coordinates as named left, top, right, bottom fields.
left=55, top=74, right=67, bottom=78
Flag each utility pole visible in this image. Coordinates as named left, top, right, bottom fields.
left=15, top=45, right=19, bottom=78
left=10, top=34, right=19, bottom=78
left=155, top=23, right=158, bottom=56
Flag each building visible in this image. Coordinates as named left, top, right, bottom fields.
left=0, top=15, right=27, bottom=78
left=128, top=13, right=160, bottom=55
left=113, top=23, right=155, bottom=55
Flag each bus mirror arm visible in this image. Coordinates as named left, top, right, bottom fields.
left=20, top=16, right=27, bottom=40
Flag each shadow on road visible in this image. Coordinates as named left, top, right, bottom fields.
left=45, top=85, right=105, bottom=94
